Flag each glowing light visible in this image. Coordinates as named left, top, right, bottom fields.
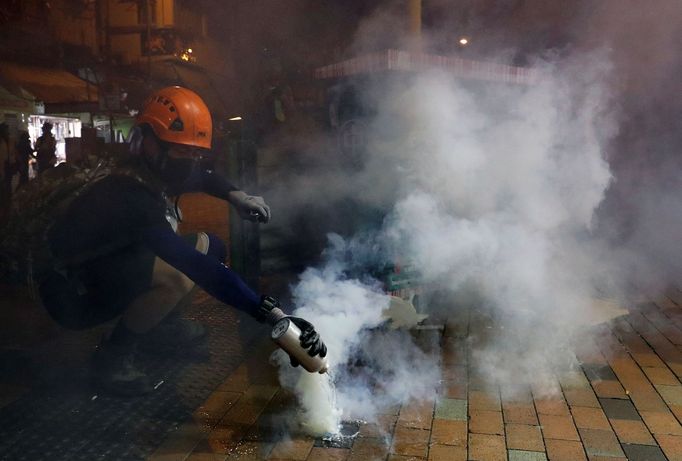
left=228, top=116, right=242, bottom=121
left=179, top=48, right=196, bottom=63
left=459, top=37, right=469, bottom=46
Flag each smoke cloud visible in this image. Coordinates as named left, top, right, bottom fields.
left=264, top=0, right=680, bottom=435
left=274, top=235, right=441, bottom=435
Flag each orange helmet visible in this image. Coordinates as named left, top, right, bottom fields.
left=136, top=86, right=212, bottom=149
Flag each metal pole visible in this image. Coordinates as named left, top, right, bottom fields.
left=146, top=0, right=152, bottom=78
left=408, top=0, right=422, bottom=52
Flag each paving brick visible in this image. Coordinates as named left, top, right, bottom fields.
left=506, top=424, right=544, bottom=452
left=666, top=290, right=682, bottom=306
left=442, top=366, right=465, bottom=382
left=241, top=384, right=278, bottom=403
left=428, top=444, right=466, bottom=461
left=501, top=387, right=534, bottom=404
left=218, top=365, right=251, bottom=392
left=442, top=381, right=467, bottom=399
left=576, top=350, right=609, bottom=367
left=621, top=443, right=667, bottom=461
left=655, top=384, right=682, bottom=406
left=306, top=447, right=350, bottom=461
left=643, top=367, right=680, bottom=385
left=508, top=450, right=548, bottom=461
left=641, top=304, right=682, bottom=346
left=609, top=356, right=659, bottom=395
left=358, top=414, right=397, bottom=438
left=380, top=404, right=403, bottom=416
left=535, top=398, right=569, bottom=416
left=559, top=370, right=591, bottom=389
left=442, top=338, right=466, bottom=361
left=430, top=419, right=467, bottom=446
left=670, top=363, right=682, bottom=379
left=219, top=402, right=265, bottom=426
left=434, top=398, right=467, bottom=421
left=387, top=455, right=425, bottom=461
left=582, top=364, right=618, bottom=382
left=468, top=433, right=506, bottom=461
left=399, top=399, right=435, bottom=430
left=657, top=297, right=680, bottom=309
left=563, top=388, right=600, bottom=408
left=206, top=424, right=250, bottom=453
left=591, top=380, right=628, bottom=399
left=627, top=313, right=682, bottom=373
left=610, top=419, right=656, bottom=445
left=193, top=391, right=242, bottom=427
left=671, top=405, right=682, bottom=421
left=442, top=365, right=467, bottom=382
left=538, top=414, right=580, bottom=441
left=586, top=457, right=627, bottom=461
left=268, top=438, right=314, bottom=460
left=265, top=389, right=297, bottom=413
left=391, top=426, right=429, bottom=458
left=641, top=410, right=682, bottom=435
left=598, top=398, right=640, bottom=420
left=569, top=407, right=610, bottom=430
left=544, top=439, right=587, bottom=461
left=468, top=373, right=492, bottom=391
left=225, top=441, right=274, bottom=460
left=469, top=390, right=502, bottom=411
left=630, top=388, right=672, bottom=412
left=151, top=420, right=212, bottom=460
left=578, top=428, right=624, bottom=458
left=350, top=437, right=389, bottom=460
left=503, top=403, right=539, bottom=425
left=656, top=434, right=682, bottom=461
left=632, top=353, right=667, bottom=368
left=469, top=410, right=504, bottom=435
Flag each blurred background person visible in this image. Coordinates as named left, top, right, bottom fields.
left=14, top=130, right=33, bottom=188
left=34, top=122, right=57, bottom=173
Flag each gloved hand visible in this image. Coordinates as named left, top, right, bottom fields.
left=287, top=316, right=327, bottom=368
left=228, top=190, right=271, bottom=223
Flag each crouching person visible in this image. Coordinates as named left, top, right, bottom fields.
left=4, top=87, right=326, bottom=396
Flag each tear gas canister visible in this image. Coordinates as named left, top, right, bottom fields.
left=271, top=318, right=328, bottom=374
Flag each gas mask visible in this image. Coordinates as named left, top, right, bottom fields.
left=153, top=144, right=205, bottom=194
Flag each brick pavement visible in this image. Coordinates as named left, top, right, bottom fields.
left=148, top=288, right=682, bottom=461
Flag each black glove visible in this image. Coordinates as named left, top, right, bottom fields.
left=287, top=316, right=327, bottom=368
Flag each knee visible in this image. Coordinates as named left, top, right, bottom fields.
left=204, top=232, right=228, bottom=263
left=153, top=263, right=194, bottom=298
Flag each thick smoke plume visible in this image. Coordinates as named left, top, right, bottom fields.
left=373, top=56, right=619, bottom=389
left=273, top=54, right=619, bottom=433
left=267, top=0, right=681, bottom=435
left=274, top=235, right=441, bottom=435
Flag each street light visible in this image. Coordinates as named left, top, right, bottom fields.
left=458, top=37, right=469, bottom=46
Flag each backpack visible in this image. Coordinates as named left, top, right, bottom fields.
left=0, top=159, right=157, bottom=290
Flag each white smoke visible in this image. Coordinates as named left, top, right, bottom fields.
left=370, top=56, right=617, bottom=391
left=274, top=235, right=442, bottom=435
left=273, top=52, right=620, bottom=429
left=273, top=243, right=388, bottom=435
left=257, top=0, right=682, bottom=438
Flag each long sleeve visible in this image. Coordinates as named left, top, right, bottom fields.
left=173, top=166, right=240, bottom=200
left=141, top=224, right=261, bottom=316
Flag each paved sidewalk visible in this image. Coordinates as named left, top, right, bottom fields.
left=150, top=288, right=682, bottom=461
